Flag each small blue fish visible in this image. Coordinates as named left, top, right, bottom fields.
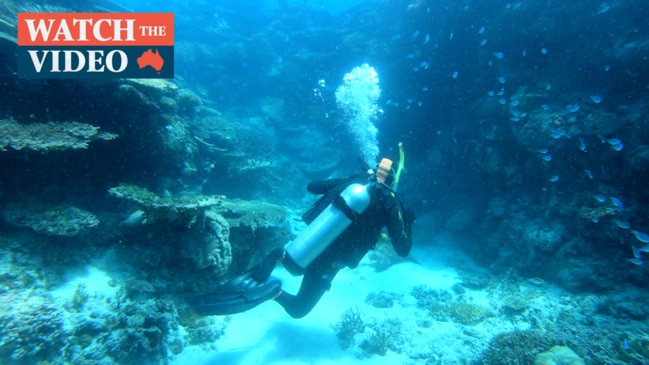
left=593, top=194, right=606, bottom=203
left=498, top=98, right=507, bottom=105
left=611, top=197, right=624, bottom=210
left=632, top=245, right=643, bottom=259
left=538, top=148, right=548, bottom=154
left=406, top=53, right=415, bottom=59
left=543, top=155, right=552, bottom=162
left=585, top=170, right=594, bottom=179
left=412, top=30, right=420, bottom=38
left=493, top=52, right=504, bottom=59
left=566, top=104, right=580, bottom=113
left=627, top=258, right=643, bottom=265
left=478, top=26, right=485, bottom=34
left=614, top=220, right=630, bottom=229
left=424, top=33, right=430, bottom=44
left=579, top=137, right=587, bottom=152
left=497, top=76, right=506, bottom=83
left=452, top=71, right=459, bottom=78
left=590, top=95, right=602, bottom=103
left=591, top=217, right=600, bottom=223
left=550, top=129, right=565, bottom=139
left=479, top=39, right=487, bottom=46
left=639, top=244, right=649, bottom=253
left=549, top=175, right=559, bottom=182
left=487, top=90, right=495, bottom=96
left=610, top=141, right=624, bottom=151
left=510, top=99, right=520, bottom=107
left=541, top=47, right=548, bottom=54
left=632, top=230, right=649, bottom=243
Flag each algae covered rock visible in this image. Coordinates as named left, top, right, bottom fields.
left=534, top=345, right=585, bottom=365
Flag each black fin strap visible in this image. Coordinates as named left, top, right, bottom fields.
left=333, top=194, right=359, bottom=223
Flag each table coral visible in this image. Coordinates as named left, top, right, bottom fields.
left=0, top=118, right=118, bottom=151
left=2, top=205, right=99, bottom=236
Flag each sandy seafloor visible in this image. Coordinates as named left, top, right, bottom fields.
left=167, top=236, right=564, bottom=365
left=41, top=231, right=612, bottom=365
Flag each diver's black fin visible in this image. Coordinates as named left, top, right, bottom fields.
left=187, top=278, right=282, bottom=316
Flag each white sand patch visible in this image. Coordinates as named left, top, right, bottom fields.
left=49, top=250, right=121, bottom=301
left=171, top=245, right=473, bottom=365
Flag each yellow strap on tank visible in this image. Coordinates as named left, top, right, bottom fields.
left=393, top=142, right=405, bottom=192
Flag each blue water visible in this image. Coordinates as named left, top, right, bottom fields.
left=2, top=0, right=649, bottom=364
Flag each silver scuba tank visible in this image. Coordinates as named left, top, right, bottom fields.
left=285, top=183, right=371, bottom=269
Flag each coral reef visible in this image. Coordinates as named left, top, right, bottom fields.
left=365, top=291, right=402, bottom=308
left=332, top=307, right=365, bottom=349
left=2, top=204, right=99, bottom=237
left=109, top=184, right=232, bottom=274
left=360, top=318, right=405, bottom=357
left=214, top=198, right=288, bottom=231
left=480, top=329, right=554, bottom=365
left=0, top=295, right=68, bottom=363
left=109, top=184, right=223, bottom=218
left=410, top=285, right=452, bottom=308
left=445, top=301, right=488, bottom=325
left=500, top=294, right=530, bottom=316
left=0, top=118, right=118, bottom=151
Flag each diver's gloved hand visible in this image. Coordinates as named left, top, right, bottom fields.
left=250, top=248, right=285, bottom=283
left=403, top=207, right=416, bottom=235
left=404, top=208, right=416, bottom=225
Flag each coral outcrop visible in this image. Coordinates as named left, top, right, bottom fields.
left=2, top=204, right=99, bottom=236
left=0, top=118, right=118, bottom=152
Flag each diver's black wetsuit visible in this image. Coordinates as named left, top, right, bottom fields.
left=187, top=172, right=415, bottom=318
left=275, top=174, right=413, bottom=318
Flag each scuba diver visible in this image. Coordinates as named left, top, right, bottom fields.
left=188, top=147, right=415, bottom=319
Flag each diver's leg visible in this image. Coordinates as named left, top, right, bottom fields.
left=250, top=247, right=285, bottom=282
left=275, top=262, right=339, bottom=318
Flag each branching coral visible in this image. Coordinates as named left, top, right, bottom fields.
left=480, top=329, right=554, bottom=365
left=332, top=307, right=365, bottom=349
left=361, top=328, right=390, bottom=356
left=0, top=118, right=117, bottom=151
left=447, top=301, right=488, bottom=325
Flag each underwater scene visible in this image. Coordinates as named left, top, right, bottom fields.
left=1, top=0, right=649, bottom=364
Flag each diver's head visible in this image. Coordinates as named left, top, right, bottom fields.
left=375, top=158, right=395, bottom=186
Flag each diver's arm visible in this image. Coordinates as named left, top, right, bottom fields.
left=386, top=197, right=414, bottom=257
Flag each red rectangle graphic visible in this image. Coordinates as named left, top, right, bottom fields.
left=18, top=12, right=174, bottom=46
